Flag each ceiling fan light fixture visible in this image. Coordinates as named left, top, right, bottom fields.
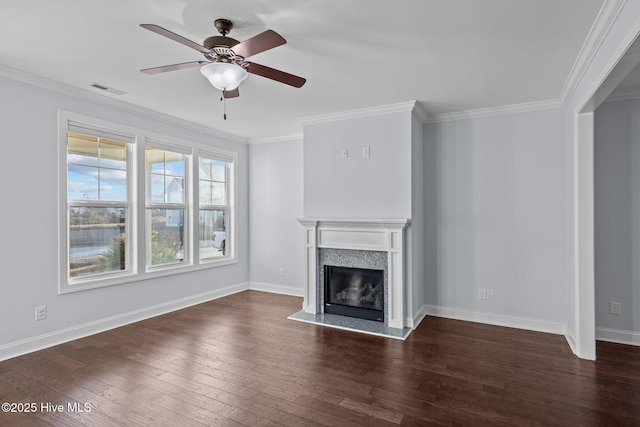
left=200, top=62, right=247, bottom=91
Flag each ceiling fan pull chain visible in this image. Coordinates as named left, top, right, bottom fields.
left=220, top=94, right=227, bottom=120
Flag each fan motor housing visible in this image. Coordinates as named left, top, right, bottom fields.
left=203, top=35, right=240, bottom=50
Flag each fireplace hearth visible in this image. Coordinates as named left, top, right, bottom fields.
left=324, top=265, right=384, bottom=322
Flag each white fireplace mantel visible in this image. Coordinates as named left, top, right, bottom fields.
left=297, top=218, right=410, bottom=329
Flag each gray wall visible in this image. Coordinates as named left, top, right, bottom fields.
left=297, top=106, right=569, bottom=328
left=424, top=108, right=568, bottom=324
left=248, top=139, right=304, bottom=293
left=594, top=98, right=640, bottom=334
left=303, top=113, right=412, bottom=218
left=302, top=110, right=422, bottom=323
left=411, top=111, right=426, bottom=318
left=0, top=76, right=249, bottom=348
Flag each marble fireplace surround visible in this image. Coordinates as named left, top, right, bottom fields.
left=296, top=218, right=410, bottom=331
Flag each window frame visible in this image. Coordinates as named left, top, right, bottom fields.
left=197, top=152, right=233, bottom=262
left=58, top=111, right=238, bottom=294
left=144, top=140, right=191, bottom=270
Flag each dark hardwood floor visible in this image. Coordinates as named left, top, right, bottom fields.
left=1, top=290, right=639, bottom=426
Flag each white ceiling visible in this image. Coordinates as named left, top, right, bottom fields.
left=0, top=0, right=608, bottom=141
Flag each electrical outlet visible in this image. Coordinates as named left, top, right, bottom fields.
left=610, top=301, right=622, bottom=315
left=487, top=289, right=495, bottom=301
left=35, top=305, right=47, bottom=321
left=341, top=149, right=348, bottom=159
left=362, top=146, right=370, bottom=157
left=279, top=267, right=285, bottom=277
left=478, top=288, right=486, bottom=300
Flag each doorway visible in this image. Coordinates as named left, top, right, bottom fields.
left=575, top=23, right=640, bottom=360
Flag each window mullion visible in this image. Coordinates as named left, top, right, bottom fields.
left=146, top=202, right=186, bottom=209
left=192, top=152, right=199, bottom=263
left=70, top=200, right=128, bottom=208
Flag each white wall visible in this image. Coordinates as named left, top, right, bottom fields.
left=0, top=76, right=249, bottom=356
left=248, top=139, right=304, bottom=295
left=594, top=99, right=640, bottom=336
left=423, top=108, right=568, bottom=327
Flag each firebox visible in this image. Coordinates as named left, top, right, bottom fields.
left=324, top=265, right=384, bottom=322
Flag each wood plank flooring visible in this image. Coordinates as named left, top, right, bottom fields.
left=1, top=290, right=639, bottom=426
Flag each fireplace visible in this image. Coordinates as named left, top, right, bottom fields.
left=296, top=218, right=410, bottom=331
left=324, top=265, right=384, bottom=322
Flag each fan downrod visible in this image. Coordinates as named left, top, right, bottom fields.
left=214, top=19, right=233, bottom=36
left=204, top=19, right=240, bottom=50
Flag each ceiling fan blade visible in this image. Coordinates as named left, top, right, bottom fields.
left=223, top=88, right=240, bottom=98
left=140, top=61, right=208, bottom=74
left=246, top=62, right=306, bottom=88
left=140, top=24, right=209, bottom=54
left=231, top=30, right=286, bottom=59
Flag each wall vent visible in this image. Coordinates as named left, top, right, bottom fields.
left=89, top=82, right=126, bottom=95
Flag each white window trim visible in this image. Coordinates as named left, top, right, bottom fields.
left=197, top=151, right=233, bottom=263
left=58, top=110, right=238, bottom=294
left=143, top=139, right=192, bottom=270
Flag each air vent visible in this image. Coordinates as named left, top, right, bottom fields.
left=89, top=82, right=126, bottom=95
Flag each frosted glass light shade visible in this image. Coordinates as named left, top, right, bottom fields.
left=200, top=62, right=248, bottom=91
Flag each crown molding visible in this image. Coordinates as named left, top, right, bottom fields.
left=248, top=102, right=425, bottom=145
left=411, top=101, right=430, bottom=123
left=605, top=89, right=640, bottom=102
left=252, top=102, right=429, bottom=144
left=559, top=0, right=627, bottom=105
left=0, top=64, right=248, bottom=144
left=299, top=100, right=422, bottom=126
left=427, top=98, right=563, bottom=123
left=248, top=133, right=303, bottom=145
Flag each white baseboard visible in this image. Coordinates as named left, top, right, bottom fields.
left=564, top=327, right=578, bottom=355
left=596, top=327, right=640, bottom=346
left=0, top=282, right=249, bottom=362
left=409, top=304, right=429, bottom=330
left=248, top=281, right=304, bottom=297
left=424, top=305, right=567, bottom=336
left=2, top=287, right=592, bottom=363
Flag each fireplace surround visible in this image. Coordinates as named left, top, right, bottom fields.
left=296, top=218, right=410, bottom=333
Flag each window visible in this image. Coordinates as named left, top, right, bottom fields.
left=59, top=111, right=237, bottom=293
left=145, top=145, right=188, bottom=267
left=198, top=154, right=231, bottom=260
left=66, top=126, right=133, bottom=282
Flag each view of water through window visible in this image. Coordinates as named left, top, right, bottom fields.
left=67, top=133, right=128, bottom=278
left=64, top=122, right=234, bottom=288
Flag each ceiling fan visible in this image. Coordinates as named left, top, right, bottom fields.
left=139, top=19, right=306, bottom=100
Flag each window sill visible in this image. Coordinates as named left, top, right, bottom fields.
left=59, top=257, right=238, bottom=294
